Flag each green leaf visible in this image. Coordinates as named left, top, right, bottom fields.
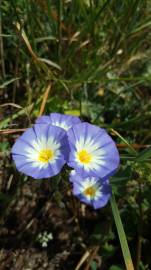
left=135, top=147, right=151, bottom=162
left=111, top=166, right=132, bottom=185
left=90, top=260, right=97, bottom=270
left=38, top=58, right=61, bottom=71
left=110, top=129, right=137, bottom=155
left=110, top=195, right=134, bottom=270
left=0, top=77, right=20, bottom=89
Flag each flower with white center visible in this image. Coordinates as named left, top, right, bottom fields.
left=67, top=122, right=120, bottom=178
left=71, top=173, right=111, bottom=209
left=11, top=124, right=68, bottom=179
left=36, top=112, right=81, bottom=131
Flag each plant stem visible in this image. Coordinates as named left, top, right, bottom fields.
left=135, top=181, right=143, bottom=270
left=111, top=194, right=134, bottom=270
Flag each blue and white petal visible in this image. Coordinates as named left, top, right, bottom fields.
left=72, top=176, right=111, bottom=209
left=67, top=122, right=120, bottom=178
left=36, top=113, right=81, bottom=131
left=11, top=124, right=68, bottom=179
left=69, top=170, right=109, bottom=183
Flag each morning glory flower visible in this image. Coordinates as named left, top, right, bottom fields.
left=69, top=169, right=109, bottom=184
left=71, top=175, right=111, bottom=209
left=69, top=170, right=77, bottom=182
left=36, top=112, right=81, bottom=131
left=67, top=122, right=120, bottom=178
left=11, top=124, right=68, bottom=179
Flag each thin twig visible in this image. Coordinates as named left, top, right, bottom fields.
left=38, top=83, right=51, bottom=117
left=75, top=250, right=90, bottom=270
left=84, top=245, right=100, bottom=270
left=117, top=143, right=150, bottom=149
left=0, top=129, right=26, bottom=134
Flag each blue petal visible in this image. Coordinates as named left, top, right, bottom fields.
left=11, top=124, right=69, bottom=179
left=67, top=122, right=120, bottom=179
left=72, top=176, right=111, bottom=209
left=36, top=112, right=81, bottom=131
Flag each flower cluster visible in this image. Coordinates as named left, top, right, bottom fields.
left=11, top=113, right=120, bottom=209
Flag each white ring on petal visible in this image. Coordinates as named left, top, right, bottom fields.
left=80, top=177, right=103, bottom=201
left=24, top=136, right=61, bottom=168
left=74, top=136, right=107, bottom=172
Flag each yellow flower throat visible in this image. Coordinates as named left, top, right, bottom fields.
left=84, top=186, right=96, bottom=198
left=38, top=149, right=54, bottom=163
left=78, top=149, right=92, bottom=164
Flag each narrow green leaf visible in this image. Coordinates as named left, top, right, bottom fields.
left=110, top=195, right=134, bottom=270
left=131, top=20, right=151, bottom=34
left=0, top=104, right=33, bottom=129
left=0, top=77, right=20, bottom=89
left=135, top=147, right=151, bottom=162
left=35, top=36, right=57, bottom=43
left=111, top=129, right=137, bottom=155
left=38, top=58, right=61, bottom=71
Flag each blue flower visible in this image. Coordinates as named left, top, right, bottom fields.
left=69, top=170, right=78, bottom=182
left=69, top=169, right=108, bottom=183
left=36, top=112, right=81, bottom=131
left=71, top=173, right=111, bottom=209
left=67, top=122, right=120, bottom=178
left=11, top=124, right=68, bottom=179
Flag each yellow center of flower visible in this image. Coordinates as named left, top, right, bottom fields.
left=78, top=149, right=92, bottom=164
left=84, top=186, right=96, bottom=198
left=38, top=149, right=54, bottom=163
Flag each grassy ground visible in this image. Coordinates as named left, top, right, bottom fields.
left=0, top=1, right=151, bottom=269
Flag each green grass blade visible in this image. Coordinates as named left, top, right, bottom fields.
left=135, top=147, right=151, bottom=162
left=111, top=129, right=137, bottom=155
left=110, top=195, right=134, bottom=270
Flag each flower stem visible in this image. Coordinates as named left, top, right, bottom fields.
left=110, top=194, right=134, bottom=270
